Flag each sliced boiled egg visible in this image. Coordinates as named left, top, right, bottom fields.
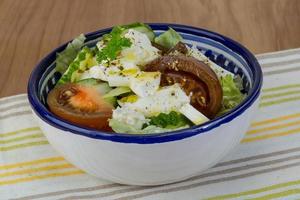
left=124, top=84, right=190, bottom=117
left=115, top=83, right=208, bottom=126
left=129, top=71, right=161, bottom=97
left=112, top=106, right=149, bottom=130
left=120, top=29, right=160, bottom=67
left=78, top=64, right=161, bottom=94
left=79, top=65, right=107, bottom=81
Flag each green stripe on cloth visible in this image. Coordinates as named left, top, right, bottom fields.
left=262, top=84, right=300, bottom=93
left=13, top=146, right=300, bottom=200
left=0, top=141, right=49, bottom=152
left=206, top=179, right=300, bottom=199
left=260, top=96, right=300, bottom=107
left=58, top=162, right=300, bottom=200
left=261, top=90, right=300, bottom=100
left=251, top=188, right=300, bottom=200
left=2, top=48, right=300, bottom=200
left=0, top=133, right=44, bottom=145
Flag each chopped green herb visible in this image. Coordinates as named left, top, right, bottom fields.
left=149, top=111, right=191, bottom=129
left=96, top=26, right=132, bottom=63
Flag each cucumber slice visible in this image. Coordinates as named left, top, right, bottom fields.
left=76, top=78, right=100, bottom=85
left=104, top=96, right=117, bottom=107
left=154, top=27, right=183, bottom=49
left=77, top=78, right=112, bottom=94
left=122, top=23, right=155, bottom=42
left=103, top=87, right=131, bottom=99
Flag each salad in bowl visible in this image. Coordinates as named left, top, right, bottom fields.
left=47, top=22, right=244, bottom=134
left=28, top=23, right=261, bottom=185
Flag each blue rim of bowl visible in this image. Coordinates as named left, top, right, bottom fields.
left=27, top=23, right=263, bottom=144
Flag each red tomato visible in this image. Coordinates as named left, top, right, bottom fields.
left=47, top=83, right=113, bottom=131
left=145, top=55, right=223, bottom=118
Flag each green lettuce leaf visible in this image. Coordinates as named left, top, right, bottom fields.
left=57, top=47, right=94, bottom=85
left=109, top=119, right=188, bottom=134
left=56, top=34, right=86, bottom=74
left=219, top=75, right=245, bottom=115
left=154, top=27, right=182, bottom=49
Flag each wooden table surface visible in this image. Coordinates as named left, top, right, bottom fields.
left=0, top=0, right=300, bottom=98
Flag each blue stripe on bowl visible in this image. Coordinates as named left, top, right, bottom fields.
left=28, top=23, right=262, bottom=144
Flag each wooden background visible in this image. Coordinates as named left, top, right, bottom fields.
left=0, top=0, right=300, bottom=98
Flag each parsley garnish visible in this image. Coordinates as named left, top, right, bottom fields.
left=96, top=26, right=132, bottom=63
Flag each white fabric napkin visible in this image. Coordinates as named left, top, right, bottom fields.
left=1, top=48, right=300, bottom=200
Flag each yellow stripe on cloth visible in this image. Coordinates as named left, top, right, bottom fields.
left=242, top=127, right=300, bottom=143
left=0, top=157, right=65, bottom=170
left=251, top=113, right=300, bottom=127
left=0, top=127, right=40, bottom=138
left=0, top=164, right=74, bottom=178
left=206, top=179, right=300, bottom=200
left=247, top=120, right=300, bottom=135
left=0, top=170, right=83, bottom=186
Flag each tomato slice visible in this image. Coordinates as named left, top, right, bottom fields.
left=145, top=55, right=223, bottom=118
left=47, top=83, right=113, bottom=131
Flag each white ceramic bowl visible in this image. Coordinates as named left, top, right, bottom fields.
left=28, top=23, right=262, bottom=185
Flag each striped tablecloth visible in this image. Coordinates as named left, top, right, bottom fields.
left=1, top=48, right=300, bottom=200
